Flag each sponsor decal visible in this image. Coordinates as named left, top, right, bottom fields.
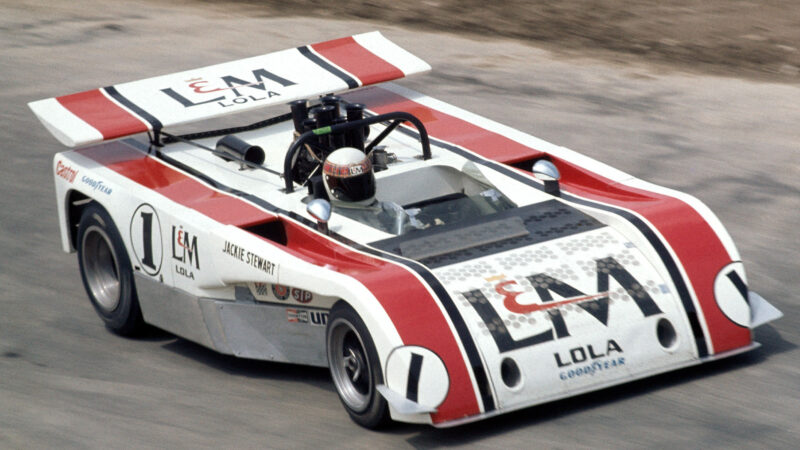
left=130, top=204, right=163, bottom=276
left=175, top=266, right=194, bottom=280
left=559, top=357, right=626, bottom=381
left=286, top=308, right=328, bottom=326
left=160, top=69, right=296, bottom=109
left=495, top=279, right=609, bottom=315
left=251, top=283, right=314, bottom=304
left=292, top=288, right=313, bottom=304
left=172, top=224, right=199, bottom=280
left=253, top=282, right=269, bottom=297
left=556, top=340, right=626, bottom=380
left=80, top=175, right=112, bottom=195
left=272, top=284, right=290, bottom=300
left=221, top=240, right=277, bottom=276
left=323, top=158, right=372, bottom=178
left=460, top=256, right=662, bottom=353
left=287, top=308, right=306, bottom=323
left=554, top=339, right=622, bottom=368
left=55, top=160, right=78, bottom=183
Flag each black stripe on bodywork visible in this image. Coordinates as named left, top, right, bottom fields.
left=392, top=126, right=711, bottom=358
left=297, top=46, right=359, bottom=89
left=726, top=270, right=749, bottom=304
left=130, top=139, right=498, bottom=413
left=406, top=353, right=423, bottom=403
left=103, top=86, right=163, bottom=132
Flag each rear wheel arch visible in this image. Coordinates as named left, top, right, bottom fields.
left=65, top=189, right=92, bottom=251
left=76, top=202, right=145, bottom=336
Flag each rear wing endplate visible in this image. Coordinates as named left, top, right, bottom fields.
left=28, top=31, right=430, bottom=148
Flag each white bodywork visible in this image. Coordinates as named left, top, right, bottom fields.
left=38, top=33, right=781, bottom=427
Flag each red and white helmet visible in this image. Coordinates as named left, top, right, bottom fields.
left=322, top=147, right=376, bottom=205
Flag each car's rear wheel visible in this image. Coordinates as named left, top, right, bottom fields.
left=326, top=302, right=389, bottom=428
left=77, top=203, right=144, bottom=336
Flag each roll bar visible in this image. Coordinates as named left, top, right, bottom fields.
left=283, top=111, right=431, bottom=193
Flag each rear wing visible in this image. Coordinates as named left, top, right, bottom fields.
left=28, top=31, right=430, bottom=148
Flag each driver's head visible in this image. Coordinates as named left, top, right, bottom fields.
left=322, top=147, right=376, bottom=206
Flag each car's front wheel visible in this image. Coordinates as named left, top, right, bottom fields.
left=326, top=302, right=389, bottom=428
left=77, top=203, right=144, bottom=336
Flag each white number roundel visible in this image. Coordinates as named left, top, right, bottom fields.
left=385, top=346, right=449, bottom=410
left=713, top=261, right=750, bottom=327
left=129, top=204, right=163, bottom=276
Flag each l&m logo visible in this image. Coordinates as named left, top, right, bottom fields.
left=161, top=68, right=297, bottom=108
left=172, top=224, right=199, bottom=280
left=460, top=256, right=664, bottom=353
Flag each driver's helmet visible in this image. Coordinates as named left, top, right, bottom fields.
left=322, top=147, right=376, bottom=206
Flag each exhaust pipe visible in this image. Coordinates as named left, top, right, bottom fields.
left=216, top=134, right=265, bottom=166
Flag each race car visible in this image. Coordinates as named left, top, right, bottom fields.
left=30, top=32, right=782, bottom=428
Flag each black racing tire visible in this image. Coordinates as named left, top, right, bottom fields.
left=76, top=203, right=144, bottom=336
left=326, top=302, right=389, bottom=429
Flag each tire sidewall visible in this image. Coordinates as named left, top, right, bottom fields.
left=77, top=203, right=142, bottom=335
left=326, top=302, right=389, bottom=428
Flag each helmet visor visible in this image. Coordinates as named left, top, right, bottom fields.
left=326, top=171, right=375, bottom=203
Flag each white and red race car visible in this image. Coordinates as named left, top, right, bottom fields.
left=31, top=32, right=781, bottom=428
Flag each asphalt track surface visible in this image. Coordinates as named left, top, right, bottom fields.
left=1, top=1, right=798, bottom=448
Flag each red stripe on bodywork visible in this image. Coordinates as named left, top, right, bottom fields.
left=78, top=144, right=272, bottom=227
left=77, top=141, right=482, bottom=423
left=57, top=89, right=150, bottom=141
left=311, top=37, right=405, bottom=86
left=346, top=86, right=750, bottom=355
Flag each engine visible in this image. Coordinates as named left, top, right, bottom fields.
left=288, top=96, right=370, bottom=185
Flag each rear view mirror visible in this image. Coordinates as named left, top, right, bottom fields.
left=307, top=198, right=332, bottom=234
left=532, top=160, right=561, bottom=196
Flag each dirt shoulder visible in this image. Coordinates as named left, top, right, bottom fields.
left=217, top=0, right=800, bottom=83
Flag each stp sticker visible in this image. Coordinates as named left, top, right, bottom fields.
left=292, top=288, right=313, bottom=304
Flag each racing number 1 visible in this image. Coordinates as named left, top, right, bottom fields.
left=131, top=204, right=162, bottom=276
left=139, top=211, right=155, bottom=271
